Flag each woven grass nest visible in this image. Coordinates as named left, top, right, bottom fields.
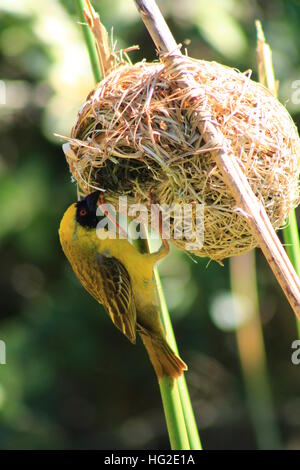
left=66, top=56, right=300, bottom=262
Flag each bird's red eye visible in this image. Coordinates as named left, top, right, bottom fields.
left=80, top=208, right=87, bottom=217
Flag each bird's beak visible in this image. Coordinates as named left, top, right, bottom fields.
left=85, top=191, right=101, bottom=213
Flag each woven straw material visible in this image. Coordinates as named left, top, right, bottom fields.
left=66, top=57, right=300, bottom=261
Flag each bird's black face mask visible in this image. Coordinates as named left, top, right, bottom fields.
left=75, top=191, right=101, bottom=228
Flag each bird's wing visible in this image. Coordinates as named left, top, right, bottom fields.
left=96, top=253, right=137, bottom=344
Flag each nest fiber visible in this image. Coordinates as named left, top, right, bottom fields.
left=66, top=57, right=300, bottom=261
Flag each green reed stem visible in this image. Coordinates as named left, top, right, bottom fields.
left=283, top=210, right=300, bottom=275
left=145, top=233, right=201, bottom=449
left=75, top=0, right=102, bottom=83
left=159, top=376, right=190, bottom=450
left=153, top=266, right=202, bottom=450
left=283, top=211, right=300, bottom=336
left=256, top=20, right=300, bottom=335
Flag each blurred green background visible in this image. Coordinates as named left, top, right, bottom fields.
left=0, top=0, right=300, bottom=450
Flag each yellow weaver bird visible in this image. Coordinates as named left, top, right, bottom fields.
left=59, top=191, right=187, bottom=381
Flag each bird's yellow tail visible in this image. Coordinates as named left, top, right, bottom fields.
left=138, top=325, right=187, bottom=381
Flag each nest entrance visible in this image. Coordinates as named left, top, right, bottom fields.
left=97, top=156, right=156, bottom=195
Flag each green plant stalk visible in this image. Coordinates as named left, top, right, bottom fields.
left=75, top=0, right=102, bottom=83
left=283, top=212, right=300, bottom=336
left=134, top=237, right=201, bottom=449
left=153, top=265, right=202, bottom=450
left=139, top=236, right=190, bottom=449
left=145, top=232, right=201, bottom=449
left=159, top=376, right=190, bottom=450
left=256, top=20, right=300, bottom=334
left=75, top=0, right=200, bottom=450
left=283, top=211, right=300, bottom=276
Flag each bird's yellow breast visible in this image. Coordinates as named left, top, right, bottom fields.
left=59, top=203, right=156, bottom=310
